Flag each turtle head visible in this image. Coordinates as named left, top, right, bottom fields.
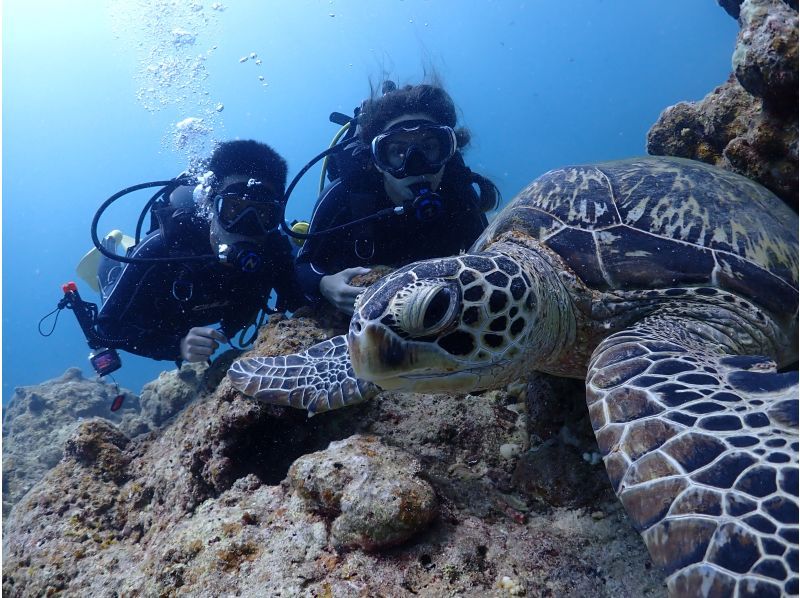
left=348, top=253, right=537, bottom=393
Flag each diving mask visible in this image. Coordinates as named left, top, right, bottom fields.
left=214, top=181, right=282, bottom=237
left=371, top=121, right=457, bottom=179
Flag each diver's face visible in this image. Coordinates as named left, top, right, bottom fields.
left=379, top=114, right=447, bottom=206
left=208, top=174, right=278, bottom=249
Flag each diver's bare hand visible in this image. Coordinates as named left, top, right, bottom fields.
left=180, top=327, right=228, bottom=362
left=320, top=267, right=371, bottom=315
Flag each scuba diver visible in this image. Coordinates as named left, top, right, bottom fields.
left=294, top=81, right=499, bottom=315
left=75, top=139, right=302, bottom=367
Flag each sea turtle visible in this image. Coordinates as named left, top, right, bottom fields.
left=228, top=156, right=799, bottom=597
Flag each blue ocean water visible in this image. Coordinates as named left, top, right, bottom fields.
left=3, top=0, right=738, bottom=403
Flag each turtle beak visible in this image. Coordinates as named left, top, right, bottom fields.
left=349, top=322, right=469, bottom=392
left=350, top=324, right=417, bottom=381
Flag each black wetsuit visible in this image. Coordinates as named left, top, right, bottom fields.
left=96, top=206, right=301, bottom=361
left=295, top=153, right=488, bottom=304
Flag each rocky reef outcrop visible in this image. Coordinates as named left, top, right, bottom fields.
left=139, top=362, right=208, bottom=428
left=2, top=368, right=142, bottom=518
left=648, top=0, right=798, bottom=209
left=2, top=362, right=217, bottom=520
left=3, top=311, right=664, bottom=596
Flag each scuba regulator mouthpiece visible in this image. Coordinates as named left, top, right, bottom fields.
left=218, top=242, right=263, bottom=273
left=406, top=183, right=444, bottom=222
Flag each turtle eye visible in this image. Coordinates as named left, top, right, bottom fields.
left=397, top=282, right=460, bottom=337
left=423, top=288, right=452, bottom=328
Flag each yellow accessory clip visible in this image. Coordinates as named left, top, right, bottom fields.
left=289, top=221, right=310, bottom=248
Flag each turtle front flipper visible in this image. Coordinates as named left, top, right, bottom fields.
left=227, top=335, right=381, bottom=415
left=586, top=316, right=798, bottom=597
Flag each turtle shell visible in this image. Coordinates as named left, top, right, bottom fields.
left=475, top=156, right=798, bottom=319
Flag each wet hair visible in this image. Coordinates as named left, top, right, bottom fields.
left=206, top=140, right=288, bottom=197
left=357, top=81, right=471, bottom=149
left=442, top=152, right=501, bottom=213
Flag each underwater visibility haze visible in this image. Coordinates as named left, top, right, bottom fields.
left=3, top=0, right=738, bottom=402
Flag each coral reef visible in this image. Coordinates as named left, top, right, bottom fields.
left=1, top=368, right=142, bottom=517
left=3, top=312, right=663, bottom=596
left=648, top=0, right=798, bottom=209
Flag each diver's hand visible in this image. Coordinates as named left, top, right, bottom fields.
left=180, top=327, right=228, bottom=362
left=320, top=267, right=371, bottom=315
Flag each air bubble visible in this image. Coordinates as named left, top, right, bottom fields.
left=109, top=0, right=224, bottom=161
left=171, top=28, right=196, bottom=46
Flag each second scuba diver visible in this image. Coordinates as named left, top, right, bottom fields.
left=94, top=140, right=302, bottom=364
left=295, top=81, right=499, bottom=315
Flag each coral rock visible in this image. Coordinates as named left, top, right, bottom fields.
left=733, top=0, right=798, bottom=111
left=139, top=362, right=206, bottom=428
left=2, top=368, right=140, bottom=517
left=649, top=0, right=798, bottom=208
left=64, top=419, right=131, bottom=483
left=288, top=434, right=439, bottom=550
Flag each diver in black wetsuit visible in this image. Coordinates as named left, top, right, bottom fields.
left=96, top=140, right=302, bottom=363
left=295, top=81, right=499, bottom=315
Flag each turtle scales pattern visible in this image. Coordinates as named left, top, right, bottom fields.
left=229, top=157, right=799, bottom=597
